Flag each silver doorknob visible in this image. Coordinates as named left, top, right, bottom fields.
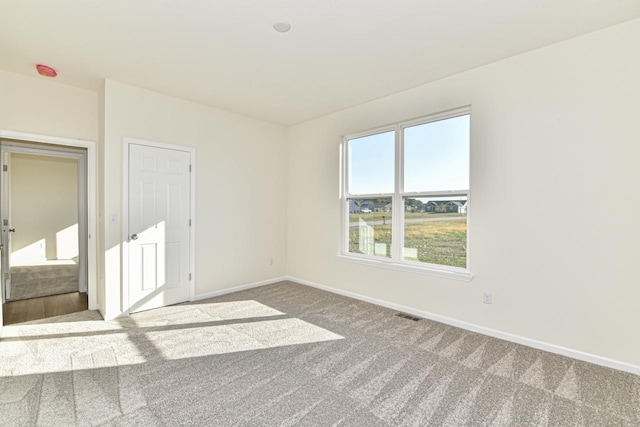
left=130, top=234, right=138, bottom=240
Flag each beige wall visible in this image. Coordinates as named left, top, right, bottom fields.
left=0, top=70, right=98, bottom=142
left=102, top=80, right=287, bottom=319
left=286, top=20, right=640, bottom=366
left=9, top=154, right=78, bottom=264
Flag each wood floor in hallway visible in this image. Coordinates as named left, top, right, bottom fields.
left=2, top=292, right=88, bottom=325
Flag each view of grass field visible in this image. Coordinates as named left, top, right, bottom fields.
left=348, top=213, right=467, bottom=268
left=348, top=211, right=465, bottom=223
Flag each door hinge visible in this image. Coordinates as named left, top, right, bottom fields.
left=189, top=164, right=192, bottom=172
left=2, top=165, right=7, bottom=172
left=189, top=273, right=192, bottom=281
left=189, top=219, right=192, bottom=226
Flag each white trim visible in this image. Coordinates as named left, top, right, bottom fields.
left=340, top=139, right=349, bottom=254
left=338, top=141, right=346, bottom=255
left=0, top=130, right=98, bottom=315
left=189, top=155, right=196, bottom=302
left=343, top=124, right=396, bottom=143
left=400, top=106, right=472, bottom=129
left=337, top=254, right=473, bottom=281
left=392, top=122, right=403, bottom=261
left=466, top=113, right=473, bottom=273
left=0, top=145, right=85, bottom=158
left=192, top=277, right=288, bottom=301
left=77, top=153, right=88, bottom=293
left=0, top=130, right=94, bottom=149
left=345, top=192, right=394, bottom=198
left=401, top=190, right=470, bottom=198
left=0, top=152, right=9, bottom=305
left=122, top=141, right=130, bottom=315
left=122, top=137, right=196, bottom=316
left=286, top=276, right=640, bottom=376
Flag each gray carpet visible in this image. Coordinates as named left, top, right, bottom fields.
left=9, top=263, right=78, bottom=300
left=1, top=281, right=638, bottom=426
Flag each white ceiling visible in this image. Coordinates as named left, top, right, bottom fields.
left=1, top=1, right=640, bottom=126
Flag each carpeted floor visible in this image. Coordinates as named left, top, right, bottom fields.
left=9, top=261, right=79, bottom=300
left=1, top=281, right=638, bottom=426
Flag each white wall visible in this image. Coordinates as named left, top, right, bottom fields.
left=102, top=80, right=287, bottom=319
left=286, top=20, right=640, bottom=366
left=0, top=70, right=97, bottom=141
left=10, top=154, right=78, bottom=263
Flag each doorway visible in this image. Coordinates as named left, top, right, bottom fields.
left=0, top=132, right=96, bottom=327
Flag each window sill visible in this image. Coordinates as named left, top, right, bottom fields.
left=336, top=254, right=474, bottom=282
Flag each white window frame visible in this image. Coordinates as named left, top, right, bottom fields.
left=339, top=106, right=473, bottom=281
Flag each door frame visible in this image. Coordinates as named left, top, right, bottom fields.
left=0, top=130, right=97, bottom=331
left=0, top=143, right=88, bottom=299
left=1, top=151, right=9, bottom=302
left=121, top=137, right=196, bottom=315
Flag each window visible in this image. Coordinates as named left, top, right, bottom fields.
left=341, top=108, right=471, bottom=279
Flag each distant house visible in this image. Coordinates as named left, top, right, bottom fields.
left=361, top=201, right=375, bottom=212
left=373, top=202, right=388, bottom=212
left=445, top=201, right=467, bottom=214
left=423, top=199, right=467, bottom=213
left=424, top=201, right=440, bottom=212
left=349, top=199, right=375, bottom=213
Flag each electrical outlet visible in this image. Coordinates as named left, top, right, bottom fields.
left=483, top=292, right=492, bottom=305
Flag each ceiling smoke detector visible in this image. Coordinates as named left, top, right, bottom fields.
left=273, top=21, right=291, bottom=33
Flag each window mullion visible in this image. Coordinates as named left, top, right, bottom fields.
left=392, top=125, right=404, bottom=261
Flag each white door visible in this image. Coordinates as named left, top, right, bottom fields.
left=128, top=144, right=191, bottom=313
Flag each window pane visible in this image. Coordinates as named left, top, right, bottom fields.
left=348, top=131, right=395, bottom=195
left=348, top=197, right=392, bottom=258
left=404, top=115, right=469, bottom=193
left=403, top=196, right=467, bottom=268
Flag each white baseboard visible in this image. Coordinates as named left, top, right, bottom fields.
left=286, top=276, right=640, bottom=376
left=192, top=277, right=288, bottom=302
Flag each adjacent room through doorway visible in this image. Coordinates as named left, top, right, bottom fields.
left=1, top=140, right=88, bottom=325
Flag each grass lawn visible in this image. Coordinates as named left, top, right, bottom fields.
left=348, top=211, right=465, bottom=222
left=349, top=219, right=467, bottom=268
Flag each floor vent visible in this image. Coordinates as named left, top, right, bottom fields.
left=395, top=313, right=421, bottom=322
